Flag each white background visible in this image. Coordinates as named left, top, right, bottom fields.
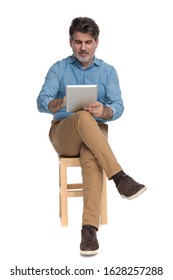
left=0, top=0, right=172, bottom=279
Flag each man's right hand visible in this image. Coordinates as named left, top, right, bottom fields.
left=48, top=96, right=66, bottom=113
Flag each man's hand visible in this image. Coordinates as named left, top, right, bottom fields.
left=48, top=96, right=66, bottom=113
left=84, top=102, right=113, bottom=119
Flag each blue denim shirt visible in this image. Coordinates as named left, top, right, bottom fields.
left=37, top=55, right=124, bottom=123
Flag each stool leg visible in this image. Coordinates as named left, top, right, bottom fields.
left=59, top=163, right=62, bottom=218
left=100, top=172, right=107, bottom=224
left=59, top=161, right=68, bottom=226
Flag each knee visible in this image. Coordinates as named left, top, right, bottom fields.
left=75, top=110, right=95, bottom=122
left=73, top=110, right=98, bottom=136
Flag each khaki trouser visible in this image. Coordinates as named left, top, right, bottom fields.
left=49, top=111, right=122, bottom=228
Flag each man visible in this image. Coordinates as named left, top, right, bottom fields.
left=37, top=17, right=147, bottom=256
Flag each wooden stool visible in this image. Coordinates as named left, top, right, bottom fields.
left=59, top=156, right=107, bottom=226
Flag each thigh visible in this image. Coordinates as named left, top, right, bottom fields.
left=49, top=114, right=108, bottom=157
left=49, top=115, right=83, bottom=156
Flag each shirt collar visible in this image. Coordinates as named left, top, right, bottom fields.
left=69, top=55, right=100, bottom=68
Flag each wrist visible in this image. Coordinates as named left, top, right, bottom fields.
left=48, top=98, right=63, bottom=112
left=102, top=106, right=113, bottom=119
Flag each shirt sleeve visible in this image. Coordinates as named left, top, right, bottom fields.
left=37, top=63, right=60, bottom=114
left=104, top=66, right=124, bottom=121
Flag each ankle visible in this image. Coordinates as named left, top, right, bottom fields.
left=82, top=224, right=98, bottom=231
left=112, top=170, right=126, bottom=186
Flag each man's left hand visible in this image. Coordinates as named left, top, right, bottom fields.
left=84, top=102, right=104, bottom=118
left=84, top=102, right=113, bottom=119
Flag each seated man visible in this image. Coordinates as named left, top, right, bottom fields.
left=37, top=17, right=147, bottom=256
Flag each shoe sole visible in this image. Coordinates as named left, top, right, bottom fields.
left=121, top=186, right=147, bottom=200
left=80, top=249, right=99, bottom=256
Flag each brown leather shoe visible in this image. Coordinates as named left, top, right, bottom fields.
left=80, top=225, right=99, bottom=256
left=117, top=175, right=147, bottom=199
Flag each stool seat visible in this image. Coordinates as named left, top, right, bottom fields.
left=59, top=156, right=107, bottom=226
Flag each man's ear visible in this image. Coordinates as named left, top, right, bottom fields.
left=95, top=38, right=99, bottom=47
left=69, top=38, right=73, bottom=48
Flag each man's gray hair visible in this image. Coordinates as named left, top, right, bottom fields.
left=69, top=17, right=100, bottom=40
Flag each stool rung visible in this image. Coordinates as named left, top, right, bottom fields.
left=67, top=183, right=83, bottom=190
left=67, top=190, right=83, bottom=197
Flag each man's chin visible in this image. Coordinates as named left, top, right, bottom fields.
left=75, top=55, right=93, bottom=66
left=77, top=57, right=89, bottom=63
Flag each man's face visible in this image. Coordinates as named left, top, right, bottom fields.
left=70, top=32, right=99, bottom=67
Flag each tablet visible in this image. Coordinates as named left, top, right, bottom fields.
left=66, top=85, right=97, bottom=112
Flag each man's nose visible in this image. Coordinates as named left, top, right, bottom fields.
left=81, top=42, right=86, bottom=50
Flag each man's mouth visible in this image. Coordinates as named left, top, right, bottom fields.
left=79, top=52, right=88, bottom=56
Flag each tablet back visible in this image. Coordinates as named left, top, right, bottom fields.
left=66, top=85, right=97, bottom=112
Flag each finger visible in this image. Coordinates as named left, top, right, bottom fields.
left=91, top=102, right=99, bottom=107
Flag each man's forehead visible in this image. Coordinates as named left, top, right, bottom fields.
left=72, top=32, right=94, bottom=41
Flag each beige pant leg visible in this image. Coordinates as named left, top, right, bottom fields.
left=80, top=121, right=109, bottom=228
left=80, top=143, right=103, bottom=229
left=49, top=111, right=122, bottom=178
